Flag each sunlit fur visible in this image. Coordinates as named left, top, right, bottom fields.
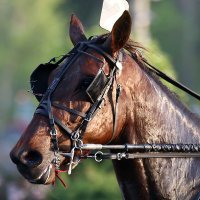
left=111, top=52, right=200, bottom=199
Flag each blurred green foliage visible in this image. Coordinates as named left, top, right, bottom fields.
left=0, top=0, right=67, bottom=127
left=146, top=40, right=187, bottom=101
left=151, top=0, right=200, bottom=104
left=48, top=160, right=121, bottom=200
left=151, top=0, right=184, bottom=66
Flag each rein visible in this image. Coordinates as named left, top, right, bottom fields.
left=77, top=143, right=200, bottom=162
left=137, top=55, right=200, bottom=101
left=33, top=38, right=200, bottom=179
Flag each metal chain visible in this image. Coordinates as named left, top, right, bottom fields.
left=50, top=129, right=60, bottom=170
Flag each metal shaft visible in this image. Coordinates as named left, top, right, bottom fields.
left=81, top=143, right=200, bottom=152
left=80, top=152, right=200, bottom=161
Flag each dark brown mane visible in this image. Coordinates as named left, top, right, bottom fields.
left=95, top=34, right=176, bottom=100
left=95, top=33, right=146, bottom=59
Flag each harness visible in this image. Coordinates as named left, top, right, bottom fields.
left=32, top=40, right=123, bottom=174
left=31, top=38, right=200, bottom=177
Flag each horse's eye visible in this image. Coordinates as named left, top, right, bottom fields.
left=80, top=77, right=94, bottom=89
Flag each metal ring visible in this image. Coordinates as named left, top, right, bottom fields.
left=117, top=153, right=122, bottom=160
left=71, top=131, right=79, bottom=141
left=50, top=129, right=57, bottom=136
left=94, top=151, right=103, bottom=162
left=75, top=139, right=83, bottom=149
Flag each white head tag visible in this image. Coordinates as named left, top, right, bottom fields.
left=100, top=0, right=129, bottom=32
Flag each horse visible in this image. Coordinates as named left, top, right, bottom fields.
left=10, top=11, right=200, bottom=199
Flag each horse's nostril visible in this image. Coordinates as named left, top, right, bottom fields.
left=10, top=150, right=20, bottom=165
left=20, top=150, right=43, bottom=168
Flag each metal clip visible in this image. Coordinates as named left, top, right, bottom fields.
left=71, top=131, right=80, bottom=141
left=75, top=139, right=83, bottom=149
left=52, top=152, right=61, bottom=170
left=50, top=128, right=57, bottom=136
left=68, top=147, right=75, bottom=175
left=117, top=153, right=122, bottom=160
left=94, top=151, right=103, bottom=162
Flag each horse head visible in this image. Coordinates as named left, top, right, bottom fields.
left=10, top=9, right=200, bottom=199
left=10, top=11, right=133, bottom=185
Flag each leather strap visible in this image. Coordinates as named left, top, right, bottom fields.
left=133, top=54, right=200, bottom=101
left=52, top=102, right=86, bottom=118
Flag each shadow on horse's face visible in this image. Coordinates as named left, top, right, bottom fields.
left=10, top=11, right=131, bottom=184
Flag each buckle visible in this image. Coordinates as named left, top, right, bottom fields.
left=116, top=51, right=123, bottom=71
left=85, top=114, right=92, bottom=122
left=116, top=60, right=122, bottom=71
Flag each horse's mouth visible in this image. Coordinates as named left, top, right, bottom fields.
left=28, top=165, right=52, bottom=184
left=17, top=164, right=54, bottom=185
left=17, top=152, right=87, bottom=185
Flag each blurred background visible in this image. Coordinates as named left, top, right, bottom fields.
left=0, top=0, right=200, bottom=199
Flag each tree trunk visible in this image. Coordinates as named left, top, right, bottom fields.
left=128, top=0, right=151, bottom=44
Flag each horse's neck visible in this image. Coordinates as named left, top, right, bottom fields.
left=112, top=58, right=200, bottom=200
left=126, top=59, right=200, bottom=144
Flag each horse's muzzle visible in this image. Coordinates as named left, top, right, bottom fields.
left=10, top=148, right=43, bottom=168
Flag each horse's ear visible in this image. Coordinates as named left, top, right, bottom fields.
left=69, top=14, right=87, bottom=46
left=103, top=11, right=131, bottom=54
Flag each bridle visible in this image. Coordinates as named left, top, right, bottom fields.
left=33, top=37, right=200, bottom=178
left=34, top=39, right=123, bottom=174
